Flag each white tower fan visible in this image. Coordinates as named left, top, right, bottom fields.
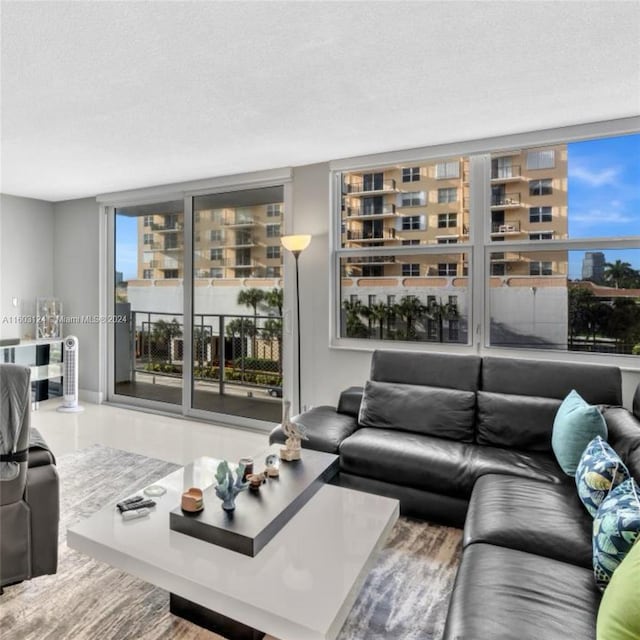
left=57, top=335, right=84, bottom=413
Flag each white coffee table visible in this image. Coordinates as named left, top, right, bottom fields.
left=67, top=456, right=399, bottom=640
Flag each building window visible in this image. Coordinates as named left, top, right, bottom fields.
left=194, top=211, right=200, bottom=223
left=491, top=263, right=506, bottom=276
left=402, top=215, right=422, bottom=230
left=526, top=150, right=555, bottom=170
left=402, top=264, right=420, bottom=277
left=210, top=248, right=223, bottom=261
left=143, top=215, right=153, bottom=227
left=368, top=295, right=377, bottom=306
left=209, top=268, right=223, bottom=278
left=164, top=269, right=179, bottom=279
left=265, top=266, right=281, bottom=278
left=437, top=237, right=458, bottom=244
left=143, top=233, right=154, bottom=245
left=438, top=263, right=457, bottom=276
left=210, top=229, right=223, bottom=242
left=387, top=295, right=396, bottom=306
left=435, top=160, right=460, bottom=179
left=266, top=224, right=281, bottom=238
left=266, top=203, right=282, bottom=217
left=143, top=269, right=153, bottom=279
left=400, top=192, right=425, bottom=207
left=402, top=167, right=421, bottom=182
left=438, top=213, right=457, bottom=228
left=529, top=206, right=553, bottom=223
left=266, top=246, right=281, bottom=259
left=437, top=188, right=457, bottom=203
left=164, top=234, right=179, bottom=250
left=529, top=179, right=552, bottom=196
left=529, top=261, right=553, bottom=276
left=529, top=232, right=553, bottom=240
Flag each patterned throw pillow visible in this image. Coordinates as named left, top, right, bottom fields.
left=576, top=436, right=630, bottom=517
left=593, top=478, right=640, bottom=591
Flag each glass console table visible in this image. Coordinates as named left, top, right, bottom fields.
left=0, top=339, right=63, bottom=407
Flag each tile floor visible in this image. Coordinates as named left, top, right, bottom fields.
left=32, top=399, right=269, bottom=465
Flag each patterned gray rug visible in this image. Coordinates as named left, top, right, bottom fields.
left=0, top=445, right=462, bottom=640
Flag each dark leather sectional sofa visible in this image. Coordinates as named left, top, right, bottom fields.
left=269, top=350, right=640, bottom=640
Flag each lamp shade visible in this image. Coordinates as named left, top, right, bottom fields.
left=280, top=234, right=311, bottom=253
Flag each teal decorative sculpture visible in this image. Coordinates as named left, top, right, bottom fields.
left=214, top=460, right=248, bottom=512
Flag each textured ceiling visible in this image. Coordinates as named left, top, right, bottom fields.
left=1, top=1, right=639, bottom=202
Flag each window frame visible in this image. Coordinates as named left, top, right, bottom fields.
left=329, top=117, right=640, bottom=362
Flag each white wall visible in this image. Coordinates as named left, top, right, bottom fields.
left=53, top=198, right=102, bottom=399
left=0, top=194, right=55, bottom=340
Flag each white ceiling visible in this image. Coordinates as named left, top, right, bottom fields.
left=1, top=1, right=639, bottom=202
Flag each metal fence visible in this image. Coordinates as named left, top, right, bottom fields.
left=131, top=310, right=282, bottom=396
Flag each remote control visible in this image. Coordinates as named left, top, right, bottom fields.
left=118, top=499, right=156, bottom=512
left=116, top=496, right=144, bottom=511
left=122, top=508, right=150, bottom=521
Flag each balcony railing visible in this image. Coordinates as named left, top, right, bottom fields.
left=223, top=217, right=255, bottom=226
left=346, top=179, right=397, bottom=194
left=130, top=310, right=283, bottom=396
left=491, top=193, right=521, bottom=207
left=346, top=229, right=397, bottom=241
left=346, top=204, right=397, bottom=217
left=150, top=222, right=183, bottom=231
left=491, top=165, right=521, bottom=180
left=491, top=221, right=522, bottom=234
left=345, top=256, right=397, bottom=264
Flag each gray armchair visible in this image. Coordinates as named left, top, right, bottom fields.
left=0, top=363, right=59, bottom=590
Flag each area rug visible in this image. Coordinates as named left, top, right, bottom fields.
left=0, top=444, right=462, bottom=640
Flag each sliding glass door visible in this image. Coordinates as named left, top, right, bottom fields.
left=191, top=186, right=284, bottom=422
left=114, top=200, right=185, bottom=406
left=111, top=186, right=284, bottom=424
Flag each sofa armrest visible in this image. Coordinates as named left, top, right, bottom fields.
left=28, top=427, right=56, bottom=468
left=633, top=383, right=640, bottom=421
left=603, top=406, right=640, bottom=478
left=337, top=386, right=364, bottom=418
left=268, top=405, right=359, bottom=455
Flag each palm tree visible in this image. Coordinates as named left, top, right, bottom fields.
left=261, top=318, right=283, bottom=366
left=225, top=318, right=256, bottom=366
left=152, top=318, right=182, bottom=364
left=425, top=297, right=459, bottom=342
left=263, top=287, right=283, bottom=316
left=604, top=260, right=635, bottom=289
left=237, top=288, right=266, bottom=355
left=395, top=296, right=425, bottom=340
left=342, top=299, right=368, bottom=338
left=367, top=302, right=392, bottom=340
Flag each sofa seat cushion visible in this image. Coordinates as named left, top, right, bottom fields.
left=339, top=428, right=565, bottom=499
left=443, top=543, right=600, bottom=640
left=464, top=474, right=593, bottom=568
left=268, top=406, right=358, bottom=455
left=358, top=380, right=476, bottom=441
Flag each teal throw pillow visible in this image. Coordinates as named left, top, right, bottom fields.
left=593, top=478, right=640, bottom=591
left=552, top=389, right=607, bottom=476
left=576, top=436, right=630, bottom=517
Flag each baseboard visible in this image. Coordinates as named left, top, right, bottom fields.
left=79, top=389, right=104, bottom=404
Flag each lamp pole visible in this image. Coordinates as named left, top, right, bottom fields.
left=280, top=234, right=311, bottom=414
left=292, top=249, right=302, bottom=414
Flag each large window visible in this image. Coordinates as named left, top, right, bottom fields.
left=334, top=129, right=640, bottom=355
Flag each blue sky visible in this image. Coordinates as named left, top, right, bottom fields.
left=567, top=133, right=639, bottom=279
left=116, top=133, right=640, bottom=280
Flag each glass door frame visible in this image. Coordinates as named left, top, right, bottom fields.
left=103, top=170, right=293, bottom=432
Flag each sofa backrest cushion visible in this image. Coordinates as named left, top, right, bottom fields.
left=358, top=379, right=476, bottom=442
left=481, top=357, right=622, bottom=406
left=476, top=391, right=562, bottom=451
left=370, top=350, right=481, bottom=392
left=477, top=357, right=621, bottom=450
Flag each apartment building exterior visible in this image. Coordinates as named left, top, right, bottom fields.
left=339, top=145, right=569, bottom=346
left=136, top=202, right=284, bottom=280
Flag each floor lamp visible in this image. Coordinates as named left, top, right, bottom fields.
left=280, top=234, right=311, bottom=414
